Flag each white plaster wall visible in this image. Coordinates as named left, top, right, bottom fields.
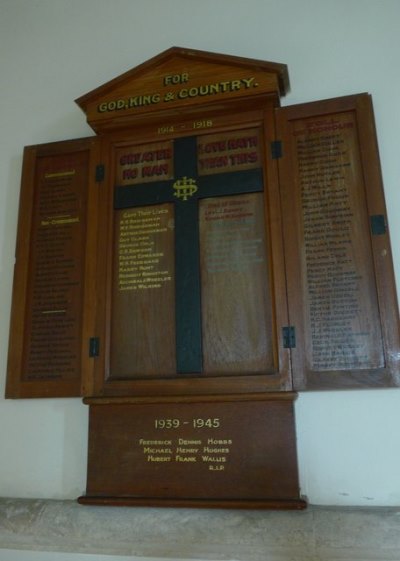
left=1, top=0, right=400, bottom=506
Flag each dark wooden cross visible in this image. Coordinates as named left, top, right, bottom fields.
left=114, top=136, right=263, bottom=373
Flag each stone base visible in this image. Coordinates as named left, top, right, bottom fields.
left=1, top=499, right=400, bottom=560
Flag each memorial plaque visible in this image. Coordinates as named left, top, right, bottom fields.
left=7, top=47, right=400, bottom=509
left=111, top=203, right=176, bottom=377
left=296, top=111, right=383, bottom=371
left=101, top=125, right=279, bottom=387
left=80, top=394, right=304, bottom=508
left=199, top=193, right=274, bottom=374
left=23, top=152, right=88, bottom=381
left=276, top=94, right=400, bottom=389
left=111, top=140, right=176, bottom=378
left=6, top=138, right=100, bottom=398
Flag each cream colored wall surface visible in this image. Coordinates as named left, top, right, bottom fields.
left=1, top=0, right=400, bottom=505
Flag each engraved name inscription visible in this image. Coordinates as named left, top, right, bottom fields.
left=199, top=193, right=274, bottom=374
left=117, top=206, right=174, bottom=291
left=295, top=114, right=384, bottom=371
left=24, top=153, right=88, bottom=380
left=110, top=203, right=176, bottom=377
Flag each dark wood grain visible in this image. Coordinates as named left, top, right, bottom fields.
left=6, top=138, right=100, bottom=398
left=276, top=94, right=400, bottom=390
left=81, top=394, right=303, bottom=507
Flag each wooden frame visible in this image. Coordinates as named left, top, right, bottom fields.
left=92, top=102, right=293, bottom=397
left=7, top=47, right=398, bottom=510
left=6, top=137, right=101, bottom=398
left=276, top=94, right=400, bottom=390
left=6, top=52, right=399, bottom=398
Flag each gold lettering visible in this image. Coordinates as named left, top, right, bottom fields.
left=143, top=447, right=172, bottom=454
left=44, top=170, right=75, bottom=179
left=117, top=206, right=173, bottom=292
left=175, top=455, right=197, bottom=462
left=230, top=80, right=241, bottom=91
left=178, top=438, right=202, bottom=445
left=41, top=216, right=79, bottom=226
left=97, top=76, right=257, bottom=113
left=139, top=439, right=172, bottom=445
left=207, top=438, right=232, bottom=445
left=147, top=455, right=171, bottom=462
left=201, top=456, right=227, bottom=463
left=241, top=77, right=256, bottom=88
left=163, top=73, right=189, bottom=86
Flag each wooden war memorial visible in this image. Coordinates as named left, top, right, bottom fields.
left=6, top=47, right=400, bottom=508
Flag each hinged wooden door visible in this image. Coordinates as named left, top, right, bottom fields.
left=6, top=137, right=102, bottom=398
left=276, top=93, right=400, bottom=390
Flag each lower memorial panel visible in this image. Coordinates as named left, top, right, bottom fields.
left=80, top=394, right=305, bottom=509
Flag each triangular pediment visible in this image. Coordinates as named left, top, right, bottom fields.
left=76, top=47, right=289, bottom=132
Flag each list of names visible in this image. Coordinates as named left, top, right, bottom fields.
left=296, top=116, right=384, bottom=370
left=25, top=156, right=87, bottom=380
